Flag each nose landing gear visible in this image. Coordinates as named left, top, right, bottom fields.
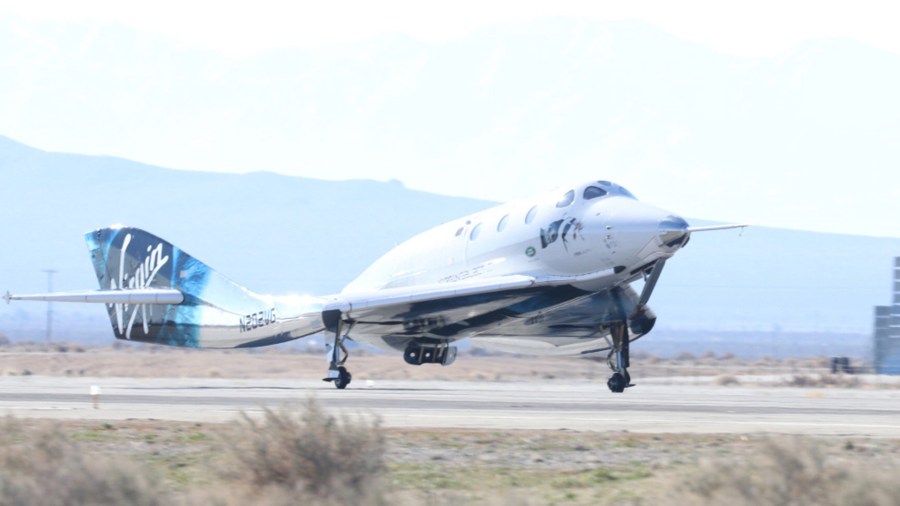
left=604, top=260, right=666, bottom=393
left=606, top=322, right=633, bottom=393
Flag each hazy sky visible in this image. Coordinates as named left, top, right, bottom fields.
left=1, top=1, right=899, bottom=237
left=4, top=1, right=898, bottom=58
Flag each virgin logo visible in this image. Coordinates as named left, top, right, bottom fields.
left=110, top=233, right=170, bottom=339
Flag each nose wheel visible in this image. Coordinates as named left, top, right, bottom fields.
left=332, top=366, right=352, bottom=390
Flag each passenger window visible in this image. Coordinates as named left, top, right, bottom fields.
left=556, top=190, right=575, bottom=208
left=525, top=206, right=538, bottom=224
left=497, top=214, right=509, bottom=232
left=470, top=223, right=482, bottom=240
left=583, top=186, right=608, bottom=200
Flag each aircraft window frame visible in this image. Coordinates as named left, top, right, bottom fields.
left=497, top=214, right=509, bottom=232
left=617, top=186, right=637, bottom=199
left=525, top=205, right=538, bottom=224
left=556, top=190, right=575, bottom=208
left=583, top=186, right=608, bottom=200
left=469, top=223, right=482, bottom=241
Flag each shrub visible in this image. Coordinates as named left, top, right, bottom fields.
left=714, top=375, right=740, bottom=386
left=786, top=374, right=861, bottom=388
left=219, top=399, right=386, bottom=505
left=671, top=437, right=900, bottom=506
left=0, top=418, right=170, bottom=506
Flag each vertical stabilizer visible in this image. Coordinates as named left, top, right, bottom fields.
left=85, top=226, right=295, bottom=348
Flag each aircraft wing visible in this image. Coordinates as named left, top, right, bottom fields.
left=327, top=266, right=620, bottom=314
left=329, top=270, right=649, bottom=354
left=326, top=275, right=538, bottom=314
left=4, top=289, right=184, bottom=305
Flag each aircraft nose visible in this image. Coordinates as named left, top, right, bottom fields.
left=658, top=215, right=690, bottom=249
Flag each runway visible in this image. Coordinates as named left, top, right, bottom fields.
left=1, top=376, right=898, bottom=437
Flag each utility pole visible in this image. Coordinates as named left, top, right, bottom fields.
left=42, top=269, right=57, bottom=343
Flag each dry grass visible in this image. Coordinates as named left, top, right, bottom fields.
left=669, top=437, right=900, bottom=506
left=783, top=373, right=862, bottom=388
left=0, top=400, right=387, bottom=506
left=215, top=400, right=387, bottom=506
left=0, top=415, right=898, bottom=505
left=0, top=417, right=171, bottom=506
left=714, top=374, right=741, bottom=386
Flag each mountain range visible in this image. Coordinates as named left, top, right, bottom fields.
left=1, top=136, right=897, bottom=358
left=2, top=18, right=899, bottom=236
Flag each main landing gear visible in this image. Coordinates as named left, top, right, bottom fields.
left=322, top=310, right=352, bottom=390
left=606, top=321, right=633, bottom=393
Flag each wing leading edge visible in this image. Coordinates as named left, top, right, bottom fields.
left=4, top=288, right=184, bottom=305
left=329, top=272, right=652, bottom=356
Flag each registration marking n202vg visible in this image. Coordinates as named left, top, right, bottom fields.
left=240, top=308, right=277, bottom=332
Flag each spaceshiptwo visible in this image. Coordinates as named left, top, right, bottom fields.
left=5, top=180, right=743, bottom=393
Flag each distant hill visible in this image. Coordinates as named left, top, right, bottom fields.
left=0, top=135, right=492, bottom=342
left=1, top=136, right=897, bottom=358
left=3, top=18, right=900, bottom=236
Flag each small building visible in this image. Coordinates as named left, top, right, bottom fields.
left=874, top=258, right=900, bottom=374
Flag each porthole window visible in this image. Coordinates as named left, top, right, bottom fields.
left=556, top=190, right=575, bottom=208
left=497, top=214, right=510, bottom=232
left=525, top=205, right=538, bottom=224
left=469, top=223, right=482, bottom=240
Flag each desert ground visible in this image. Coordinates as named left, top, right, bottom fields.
left=1, top=343, right=898, bottom=505
left=0, top=341, right=884, bottom=383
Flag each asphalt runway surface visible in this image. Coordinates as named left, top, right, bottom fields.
left=1, top=376, right=898, bottom=437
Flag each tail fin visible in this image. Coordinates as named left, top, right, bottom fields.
left=86, top=226, right=282, bottom=347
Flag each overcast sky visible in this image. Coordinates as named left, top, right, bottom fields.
left=4, top=1, right=898, bottom=58
left=1, top=1, right=899, bottom=237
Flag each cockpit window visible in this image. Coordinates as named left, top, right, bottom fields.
left=618, top=186, right=637, bottom=199
left=583, top=186, right=608, bottom=200
left=525, top=205, right=538, bottom=224
left=555, top=190, right=575, bottom=208
left=594, top=180, right=637, bottom=199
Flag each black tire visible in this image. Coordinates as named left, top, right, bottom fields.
left=607, top=372, right=626, bottom=393
left=334, top=366, right=352, bottom=390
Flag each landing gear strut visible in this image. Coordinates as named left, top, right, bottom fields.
left=322, top=310, right=352, bottom=390
left=606, top=322, right=632, bottom=393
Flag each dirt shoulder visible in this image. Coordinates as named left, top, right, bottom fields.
left=0, top=343, right=854, bottom=380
